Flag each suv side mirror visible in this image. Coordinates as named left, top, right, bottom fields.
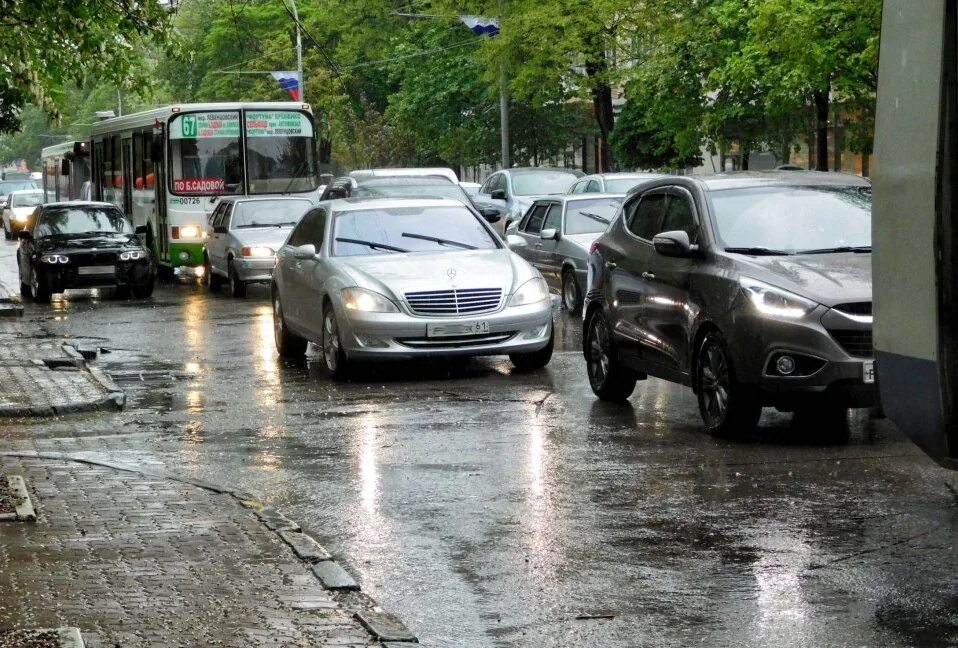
left=213, top=225, right=228, bottom=235
left=292, top=243, right=317, bottom=260
left=479, top=207, right=502, bottom=223
left=16, top=230, right=32, bottom=240
left=540, top=228, right=559, bottom=241
left=653, top=230, right=698, bottom=258
left=490, top=189, right=506, bottom=201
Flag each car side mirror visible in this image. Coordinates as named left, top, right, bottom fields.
left=292, top=243, right=317, bottom=260
left=135, top=225, right=148, bottom=235
left=480, top=207, right=502, bottom=223
left=16, top=229, right=32, bottom=240
left=653, top=230, right=697, bottom=258
left=506, top=234, right=527, bottom=248
left=213, top=225, right=228, bottom=235
left=540, top=228, right=559, bottom=241
left=490, top=189, right=506, bottom=201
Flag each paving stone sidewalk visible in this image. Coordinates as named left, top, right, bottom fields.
left=0, top=279, right=23, bottom=318
left=0, top=321, right=124, bottom=417
left=0, top=456, right=414, bottom=647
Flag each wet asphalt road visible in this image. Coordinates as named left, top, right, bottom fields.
left=2, top=238, right=958, bottom=647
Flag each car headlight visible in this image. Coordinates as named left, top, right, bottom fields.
left=40, top=254, right=69, bottom=264
left=241, top=246, right=274, bottom=258
left=179, top=225, right=201, bottom=239
left=740, top=277, right=817, bottom=319
left=13, top=213, right=27, bottom=222
left=509, top=277, right=550, bottom=307
left=119, top=250, right=147, bottom=261
left=342, top=287, right=399, bottom=313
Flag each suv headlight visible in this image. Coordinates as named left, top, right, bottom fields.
left=119, top=250, right=147, bottom=261
left=342, top=287, right=399, bottom=313
left=741, top=277, right=817, bottom=319
left=509, top=277, right=549, bottom=307
left=40, top=254, right=69, bottom=264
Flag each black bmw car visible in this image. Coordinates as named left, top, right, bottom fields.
left=17, top=202, right=155, bottom=303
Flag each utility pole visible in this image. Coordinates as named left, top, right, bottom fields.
left=500, top=66, right=510, bottom=169
left=289, top=0, right=304, bottom=103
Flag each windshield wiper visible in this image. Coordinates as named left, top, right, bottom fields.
left=401, top=232, right=477, bottom=250
left=282, top=161, right=310, bottom=195
left=334, top=237, right=408, bottom=253
left=579, top=211, right=611, bottom=225
left=724, top=247, right=793, bottom=256
left=796, top=246, right=871, bottom=254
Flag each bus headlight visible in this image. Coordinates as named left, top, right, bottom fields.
left=242, top=246, right=274, bottom=258
left=40, top=254, right=69, bottom=264
left=119, top=250, right=147, bottom=261
left=179, top=225, right=201, bottom=239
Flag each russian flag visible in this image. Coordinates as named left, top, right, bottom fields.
left=459, top=15, right=500, bottom=37
left=271, top=71, right=301, bottom=101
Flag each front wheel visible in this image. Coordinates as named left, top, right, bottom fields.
left=228, top=260, right=247, bottom=298
left=132, top=281, right=154, bottom=299
left=585, top=309, right=636, bottom=401
left=273, top=291, right=307, bottom=358
left=30, top=270, right=50, bottom=303
left=321, top=304, right=351, bottom=379
left=509, top=326, right=554, bottom=371
left=696, top=330, right=761, bottom=437
left=562, top=270, right=583, bottom=315
left=3, top=223, right=10, bottom=240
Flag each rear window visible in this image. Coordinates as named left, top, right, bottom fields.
left=0, top=181, right=38, bottom=195
left=512, top=171, right=580, bottom=196
left=333, top=205, right=498, bottom=256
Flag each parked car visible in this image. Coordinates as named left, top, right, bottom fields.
left=16, top=202, right=155, bottom=303
left=0, top=179, right=39, bottom=212
left=320, top=175, right=503, bottom=225
left=568, top=172, right=665, bottom=195
left=507, top=194, right=623, bottom=314
left=349, top=167, right=459, bottom=184
left=584, top=171, right=876, bottom=438
left=459, top=181, right=481, bottom=196
left=474, top=167, right=584, bottom=232
left=2, top=189, right=43, bottom=239
left=271, top=197, right=554, bottom=377
left=204, top=196, right=313, bottom=297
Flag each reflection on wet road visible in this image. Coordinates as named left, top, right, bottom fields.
left=2, top=247, right=957, bottom=647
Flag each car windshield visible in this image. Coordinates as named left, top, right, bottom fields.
left=0, top=180, right=38, bottom=195
left=12, top=192, right=42, bottom=207
left=565, top=198, right=622, bottom=235
left=709, top=186, right=872, bottom=254
left=232, top=200, right=310, bottom=228
left=333, top=205, right=498, bottom=256
left=35, top=207, right=133, bottom=238
left=605, top=177, right=652, bottom=192
left=353, top=179, right=472, bottom=204
left=512, top=171, right=580, bottom=196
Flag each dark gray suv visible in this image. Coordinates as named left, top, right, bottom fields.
left=583, top=171, right=876, bottom=437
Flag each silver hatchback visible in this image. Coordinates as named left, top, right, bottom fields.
left=271, top=197, right=554, bottom=378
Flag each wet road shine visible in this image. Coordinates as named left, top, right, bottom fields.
left=2, top=239, right=957, bottom=647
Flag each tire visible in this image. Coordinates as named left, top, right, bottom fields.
left=585, top=309, right=636, bottom=401
left=510, top=325, right=554, bottom=371
left=320, top=303, right=351, bottom=379
left=30, top=270, right=50, bottom=303
left=228, top=259, right=246, bottom=298
left=696, top=330, right=761, bottom=437
left=112, top=286, right=131, bottom=299
left=562, top=269, right=583, bottom=315
left=132, top=281, right=154, bottom=299
left=273, top=290, right=307, bottom=358
left=3, top=223, right=10, bottom=240
left=156, top=263, right=175, bottom=282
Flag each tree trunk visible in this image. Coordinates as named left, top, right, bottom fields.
left=584, top=34, right=615, bottom=173
left=741, top=148, right=750, bottom=171
left=862, top=154, right=870, bottom=177
left=814, top=89, right=830, bottom=171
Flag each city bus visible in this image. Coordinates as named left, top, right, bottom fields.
left=40, top=140, right=92, bottom=203
left=88, top=102, right=320, bottom=277
left=873, top=0, right=957, bottom=469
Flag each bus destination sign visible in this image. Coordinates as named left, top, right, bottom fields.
left=245, top=111, right=313, bottom=138
left=170, top=112, right=241, bottom=139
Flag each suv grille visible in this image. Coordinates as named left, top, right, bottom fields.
left=834, top=302, right=872, bottom=316
left=405, top=288, right=502, bottom=316
left=829, top=330, right=873, bottom=357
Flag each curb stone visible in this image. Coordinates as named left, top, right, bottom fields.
left=0, top=474, right=37, bottom=522
left=0, top=279, right=23, bottom=318
left=0, top=627, right=84, bottom=647
left=278, top=529, right=332, bottom=562
left=0, top=451, right=419, bottom=644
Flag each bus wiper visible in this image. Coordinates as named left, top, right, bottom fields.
left=724, top=247, right=793, bottom=256
left=282, top=161, right=310, bottom=195
left=401, top=232, right=477, bottom=250
left=335, top=237, right=408, bottom=253
left=796, top=246, right=872, bottom=254
left=580, top=211, right=611, bottom=224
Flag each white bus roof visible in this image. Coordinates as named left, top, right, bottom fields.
left=89, top=102, right=312, bottom=137
left=41, top=141, right=84, bottom=158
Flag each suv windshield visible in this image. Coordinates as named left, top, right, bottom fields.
left=565, top=198, right=622, bottom=234
left=0, top=181, right=38, bottom=195
left=36, top=207, right=132, bottom=238
left=333, top=205, right=498, bottom=256
left=709, top=186, right=872, bottom=253
left=232, top=200, right=311, bottom=228
left=512, top=171, right=579, bottom=196
left=12, top=192, right=42, bottom=207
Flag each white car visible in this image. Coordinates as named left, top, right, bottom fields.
left=2, top=189, right=42, bottom=239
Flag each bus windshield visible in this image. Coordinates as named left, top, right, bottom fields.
left=169, top=111, right=244, bottom=195
left=245, top=111, right=318, bottom=194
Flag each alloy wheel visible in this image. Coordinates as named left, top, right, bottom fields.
left=563, top=273, right=578, bottom=311
left=699, top=341, right=730, bottom=424
left=273, top=296, right=284, bottom=347
left=588, top=315, right=611, bottom=388
left=323, top=311, right=340, bottom=372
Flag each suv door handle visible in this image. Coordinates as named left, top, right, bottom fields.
left=605, top=261, right=617, bottom=270
left=642, top=271, right=656, bottom=280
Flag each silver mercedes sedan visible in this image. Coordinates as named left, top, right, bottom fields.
left=271, top=197, right=555, bottom=378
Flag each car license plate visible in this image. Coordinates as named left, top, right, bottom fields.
left=863, top=360, right=875, bottom=384
left=427, top=320, right=490, bottom=337
left=77, top=265, right=115, bottom=276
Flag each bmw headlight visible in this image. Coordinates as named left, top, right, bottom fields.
left=242, top=246, right=275, bottom=258
left=40, top=254, right=69, bottom=264
left=342, top=287, right=399, bottom=313
left=509, top=277, right=549, bottom=307
left=119, top=250, right=147, bottom=261
left=741, top=277, right=817, bottom=319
